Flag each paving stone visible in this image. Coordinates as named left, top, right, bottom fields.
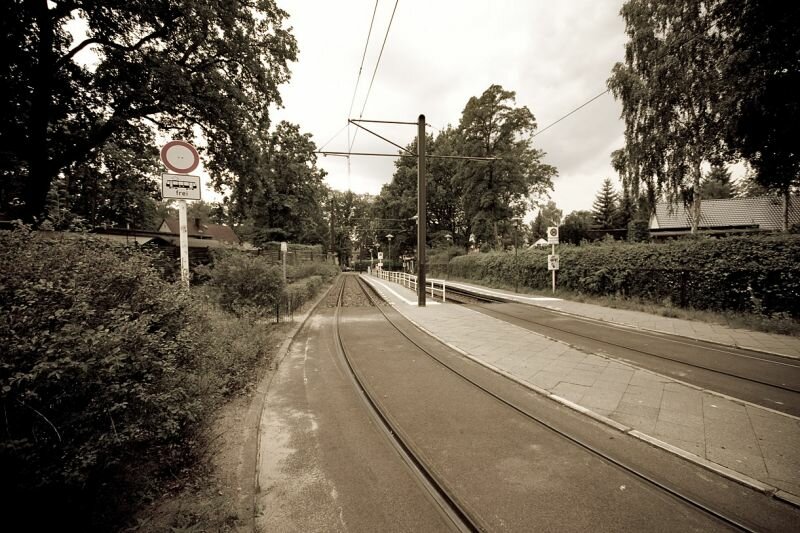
left=551, top=382, right=588, bottom=403
left=580, top=389, right=625, bottom=413
left=655, top=435, right=706, bottom=457
left=527, top=371, right=562, bottom=390
left=608, top=411, right=656, bottom=433
left=653, top=419, right=705, bottom=444
left=706, top=445, right=769, bottom=479
left=562, top=369, right=600, bottom=387
left=614, top=402, right=660, bottom=421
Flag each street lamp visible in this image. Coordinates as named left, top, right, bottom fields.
left=386, top=233, right=394, bottom=270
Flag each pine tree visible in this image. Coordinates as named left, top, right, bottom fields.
left=591, top=178, right=619, bottom=229
left=700, top=164, right=735, bottom=199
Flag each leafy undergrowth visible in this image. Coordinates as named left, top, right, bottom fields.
left=0, top=227, right=336, bottom=531
left=129, top=285, right=330, bottom=532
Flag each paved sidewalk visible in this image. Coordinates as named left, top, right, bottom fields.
left=442, top=280, right=800, bottom=359
left=362, top=274, right=800, bottom=505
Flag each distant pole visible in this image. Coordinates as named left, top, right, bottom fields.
left=417, top=114, right=426, bottom=307
left=178, top=199, right=189, bottom=290
left=329, top=195, right=336, bottom=264
left=551, top=243, right=556, bottom=294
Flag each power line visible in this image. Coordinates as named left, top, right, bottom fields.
left=318, top=123, right=349, bottom=151
left=346, top=0, right=380, bottom=154
left=532, top=30, right=716, bottom=139
left=347, top=0, right=380, bottom=121
left=532, top=89, right=610, bottom=138
left=351, top=0, right=400, bottom=150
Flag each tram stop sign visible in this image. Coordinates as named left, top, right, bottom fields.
left=547, top=226, right=559, bottom=245
left=548, top=254, right=560, bottom=271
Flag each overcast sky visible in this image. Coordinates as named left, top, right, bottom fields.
left=270, top=0, right=628, bottom=220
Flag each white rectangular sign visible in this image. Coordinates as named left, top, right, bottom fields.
left=547, top=226, right=559, bottom=245
left=548, top=254, right=560, bottom=271
left=377, top=252, right=384, bottom=260
left=162, top=173, right=201, bottom=200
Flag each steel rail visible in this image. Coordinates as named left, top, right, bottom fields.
left=355, top=275, right=758, bottom=533
left=442, top=285, right=800, bottom=395
left=334, top=276, right=480, bottom=532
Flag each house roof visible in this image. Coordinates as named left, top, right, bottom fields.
left=161, top=217, right=240, bottom=243
left=650, top=196, right=799, bottom=231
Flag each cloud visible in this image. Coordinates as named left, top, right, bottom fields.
left=272, top=0, right=628, bottom=215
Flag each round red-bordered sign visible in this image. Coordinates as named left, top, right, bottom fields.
left=160, top=140, right=200, bottom=174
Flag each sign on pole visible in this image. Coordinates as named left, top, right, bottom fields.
left=160, top=140, right=200, bottom=174
left=377, top=252, right=384, bottom=261
left=160, top=141, right=200, bottom=290
left=548, top=254, right=560, bottom=271
left=547, top=226, right=559, bottom=245
left=161, top=173, right=201, bottom=200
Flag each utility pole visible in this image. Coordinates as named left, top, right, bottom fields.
left=329, top=194, right=336, bottom=264
left=417, top=114, right=427, bottom=307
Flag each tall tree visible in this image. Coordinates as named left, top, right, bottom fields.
left=591, top=178, right=619, bottom=229
left=614, top=179, right=637, bottom=231
left=529, top=200, right=562, bottom=241
left=0, top=0, right=297, bottom=223
left=456, top=85, right=555, bottom=248
left=699, top=164, right=735, bottom=199
left=560, top=210, right=594, bottom=245
left=608, top=0, right=725, bottom=233
left=234, top=122, right=328, bottom=246
left=717, top=1, right=800, bottom=230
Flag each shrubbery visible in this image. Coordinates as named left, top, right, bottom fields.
left=446, top=235, right=800, bottom=317
left=204, top=250, right=285, bottom=315
left=287, top=261, right=340, bottom=281
left=0, top=229, right=211, bottom=527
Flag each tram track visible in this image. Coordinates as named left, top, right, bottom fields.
left=333, top=276, right=480, bottom=532
left=336, top=274, right=778, bottom=532
left=440, top=284, right=800, bottom=414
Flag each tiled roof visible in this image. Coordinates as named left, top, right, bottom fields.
left=651, top=196, right=799, bottom=230
left=161, top=217, right=241, bottom=244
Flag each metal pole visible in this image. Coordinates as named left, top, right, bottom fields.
left=514, top=226, right=519, bottom=293
left=417, top=114, right=427, bottom=306
left=551, top=243, right=556, bottom=294
left=178, top=199, right=189, bottom=290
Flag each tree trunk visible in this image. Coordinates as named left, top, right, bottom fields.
left=25, top=1, right=56, bottom=224
left=784, top=187, right=790, bottom=232
left=690, top=161, right=702, bottom=234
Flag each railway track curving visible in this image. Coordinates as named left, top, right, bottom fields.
left=333, top=273, right=782, bottom=532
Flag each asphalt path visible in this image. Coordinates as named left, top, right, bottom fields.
left=463, top=301, right=800, bottom=416
left=255, top=305, right=452, bottom=532
left=339, top=294, right=800, bottom=532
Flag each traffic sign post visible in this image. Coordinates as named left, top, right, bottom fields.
left=547, top=226, right=559, bottom=294
left=160, top=141, right=201, bottom=290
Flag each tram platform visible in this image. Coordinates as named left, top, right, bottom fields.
left=360, top=273, right=800, bottom=506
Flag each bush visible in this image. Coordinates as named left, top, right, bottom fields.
left=286, top=262, right=340, bottom=281
left=0, top=228, right=210, bottom=527
left=447, top=234, right=800, bottom=317
left=205, top=250, right=285, bottom=315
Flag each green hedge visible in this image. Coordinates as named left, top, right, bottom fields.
left=0, top=228, right=210, bottom=526
left=445, top=235, right=800, bottom=317
left=204, top=250, right=285, bottom=316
